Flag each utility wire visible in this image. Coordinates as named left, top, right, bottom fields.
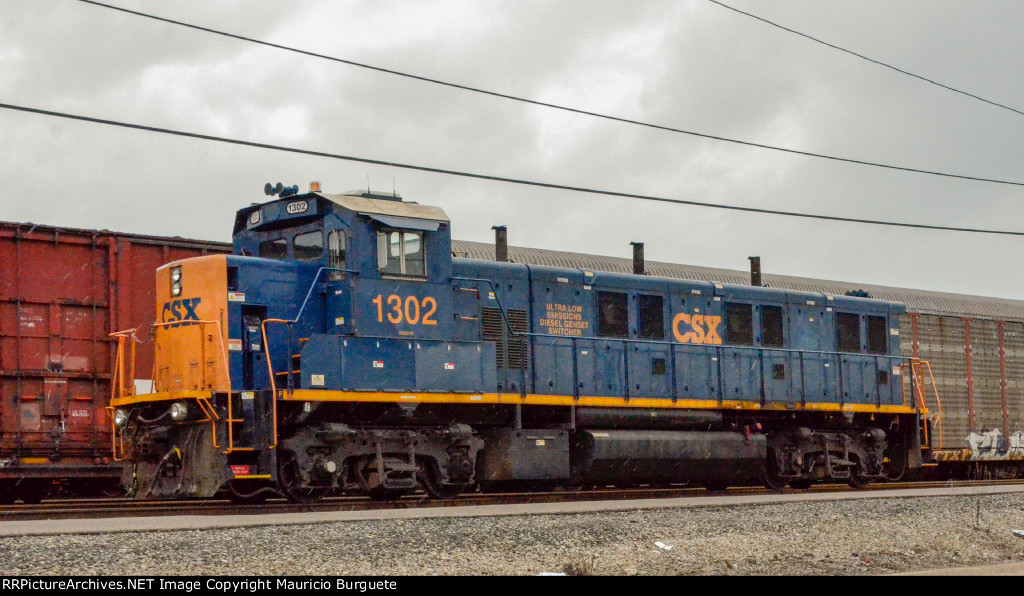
left=76, top=0, right=1023, bottom=188
left=3, top=101, right=1023, bottom=237
left=708, top=0, right=1024, bottom=118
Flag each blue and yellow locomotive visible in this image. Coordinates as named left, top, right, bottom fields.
left=109, top=184, right=931, bottom=502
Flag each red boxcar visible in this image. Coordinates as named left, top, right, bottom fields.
left=0, top=222, right=229, bottom=502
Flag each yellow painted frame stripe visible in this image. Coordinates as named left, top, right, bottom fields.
left=118, top=389, right=924, bottom=416
left=286, top=389, right=922, bottom=415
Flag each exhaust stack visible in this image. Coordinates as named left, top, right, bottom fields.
left=492, top=225, right=508, bottom=262
left=631, top=242, right=645, bottom=275
left=749, top=256, right=762, bottom=287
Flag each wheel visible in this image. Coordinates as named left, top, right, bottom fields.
left=789, top=478, right=813, bottom=490
left=848, top=462, right=872, bottom=489
left=883, top=445, right=908, bottom=481
left=420, top=462, right=468, bottom=500
left=277, top=451, right=330, bottom=504
left=99, top=481, right=126, bottom=498
left=848, top=474, right=871, bottom=489
left=227, top=480, right=271, bottom=505
left=761, top=465, right=789, bottom=491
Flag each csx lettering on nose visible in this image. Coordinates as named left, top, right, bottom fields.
left=162, top=297, right=202, bottom=328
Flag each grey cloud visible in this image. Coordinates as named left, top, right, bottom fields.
left=2, top=0, right=1023, bottom=299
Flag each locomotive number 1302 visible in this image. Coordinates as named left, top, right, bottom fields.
left=371, top=294, right=438, bottom=325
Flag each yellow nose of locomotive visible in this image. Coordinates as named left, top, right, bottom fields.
left=153, top=255, right=230, bottom=392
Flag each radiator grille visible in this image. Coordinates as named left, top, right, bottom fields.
left=482, top=307, right=529, bottom=369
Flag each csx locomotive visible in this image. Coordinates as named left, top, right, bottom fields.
left=109, top=184, right=931, bottom=502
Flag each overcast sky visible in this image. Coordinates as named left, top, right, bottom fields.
left=3, top=0, right=1024, bottom=299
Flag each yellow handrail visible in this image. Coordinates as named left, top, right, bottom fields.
left=919, top=360, right=943, bottom=450
left=260, top=318, right=291, bottom=450
left=900, top=358, right=943, bottom=451
left=109, top=329, right=138, bottom=400
left=112, top=321, right=232, bottom=455
left=104, top=406, right=125, bottom=462
left=150, top=320, right=230, bottom=393
left=107, top=329, right=140, bottom=462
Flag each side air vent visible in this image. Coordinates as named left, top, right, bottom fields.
left=482, top=307, right=529, bottom=369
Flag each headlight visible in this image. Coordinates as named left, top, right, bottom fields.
left=113, top=409, right=129, bottom=428
left=171, top=266, right=182, bottom=296
left=169, top=401, right=189, bottom=422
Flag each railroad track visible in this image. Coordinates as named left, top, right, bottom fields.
left=2, top=479, right=1022, bottom=522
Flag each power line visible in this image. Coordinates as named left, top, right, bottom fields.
left=75, top=0, right=1024, bottom=189
left=3, top=101, right=1023, bottom=237
left=708, top=0, right=1024, bottom=118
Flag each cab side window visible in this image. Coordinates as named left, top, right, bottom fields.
left=328, top=230, right=347, bottom=269
left=383, top=230, right=426, bottom=276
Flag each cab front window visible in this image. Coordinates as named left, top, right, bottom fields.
left=258, top=238, right=287, bottom=259
left=294, top=231, right=323, bottom=262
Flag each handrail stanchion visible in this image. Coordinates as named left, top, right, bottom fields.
left=257, top=267, right=357, bottom=451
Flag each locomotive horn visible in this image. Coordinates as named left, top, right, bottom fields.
left=264, top=182, right=285, bottom=196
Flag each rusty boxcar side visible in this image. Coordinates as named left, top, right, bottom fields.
left=0, top=222, right=229, bottom=501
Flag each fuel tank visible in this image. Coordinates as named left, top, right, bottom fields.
left=571, top=429, right=766, bottom=485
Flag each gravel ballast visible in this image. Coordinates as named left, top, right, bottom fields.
left=3, top=493, right=1024, bottom=575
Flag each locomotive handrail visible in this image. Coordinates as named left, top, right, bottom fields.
left=292, top=266, right=360, bottom=325
left=150, top=320, right=231, bottom=393
left=109, top=328, right=139, bottom=400
left=104, top=405, right=127, bottom=462
left=247, top=266, right=360, bottom=394
left=150, top=320, right=228, bottom=451
left=900, top=359, right=933, bottom=450
left=109, top=322, right=229, bottom=457
left=922, top=360, right=943, bottom=449
left=513, top=329, right=917, bottom=359
left=260, top=318, right=288, bottom=450
left=451, top=276, right=531, bottom=407
left=510, top=330, right=921, bottom=412
left=107, top=328, right=139, bottom=463
left=259, top=266, right=358, bottom=450
left=451, top=276, right=518, bottom=336
left=260, top=267, right=357, bottom=397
